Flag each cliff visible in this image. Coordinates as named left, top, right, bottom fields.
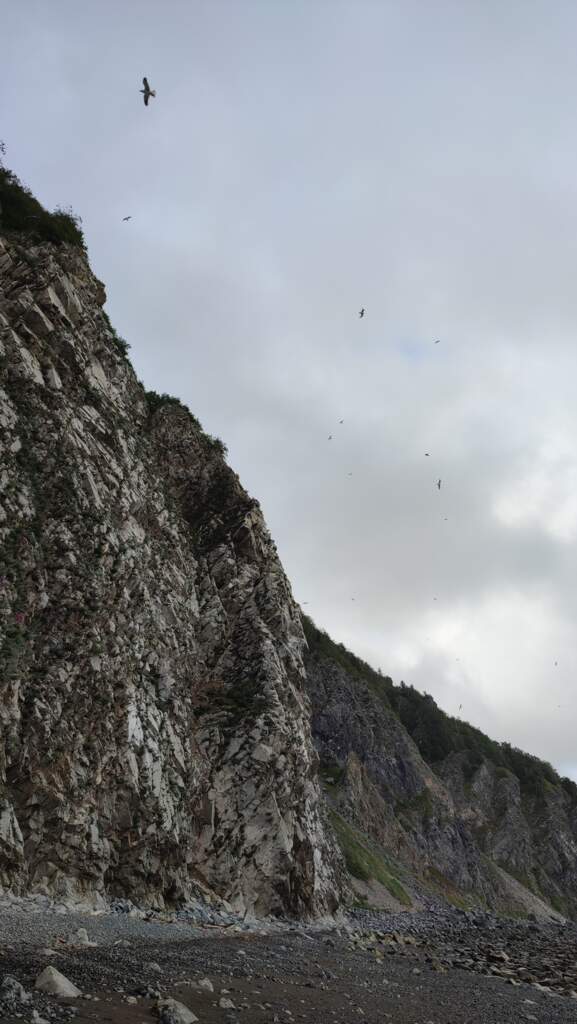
left=304, top=618, right=577, bottom=920
left=0, top=217, right=341, bottom=916
left=2, top=168, right=576, bottom=924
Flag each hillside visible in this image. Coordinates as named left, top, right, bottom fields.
left=304, top=616, right=577, bottom=919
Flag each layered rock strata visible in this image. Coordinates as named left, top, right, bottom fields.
left=0, top=232, right=341, bottom=916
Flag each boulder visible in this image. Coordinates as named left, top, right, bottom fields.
left=34, top=966, right=82, bottom=997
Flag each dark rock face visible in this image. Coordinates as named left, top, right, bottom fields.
left=0, top=234, right=341, bottom=916
left=305, top=642, right=577, bottom=919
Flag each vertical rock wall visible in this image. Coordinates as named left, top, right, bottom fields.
left=0, top=233, right=341, bottom=916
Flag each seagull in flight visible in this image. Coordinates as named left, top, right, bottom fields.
left=141, top=77, right=156, bottom=106
left=122, top=216, right=132, bottom=221
left=437, top=479, right=442, bottom=490
left=358, top=308, right=365, bottom=319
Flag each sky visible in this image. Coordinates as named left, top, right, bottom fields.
left=2, top=0, right=576, bottom=781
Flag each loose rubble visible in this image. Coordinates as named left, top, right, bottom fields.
left=0, top=900, right=576, bottom=1024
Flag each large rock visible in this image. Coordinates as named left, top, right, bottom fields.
left=34, top=966, right=82, bottom=997
left=0, top=975, right=31, bottom=1004
left=157, top=997, right=198, bottom=1024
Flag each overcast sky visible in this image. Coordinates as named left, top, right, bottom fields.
left=3, top=1, right=576, bottom=781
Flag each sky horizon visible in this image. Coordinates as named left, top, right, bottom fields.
left=2, top=0, right=576, bottom=782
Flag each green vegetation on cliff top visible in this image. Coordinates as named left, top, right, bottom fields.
left=0, top=160, right=85, bottom=249
left=303, top=615, right=577, bottom=802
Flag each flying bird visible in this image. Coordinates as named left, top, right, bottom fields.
left=328, top=435, right=333, bottom=440
left=122, top=216, right=132, bottom=221
left=358, top=308, right=365, bottom=318
left=141, top=77, right=156, bottom=106
left=458, top=704, right=463, bottom=711
left=347, top=472, right=353, bottom=477
left=434, top=339, right=441, bottom=344
left=339, top=419, right=344, bottom=424
left=424, top=453, right=430, bottom=456
left=437, top=479, right=442, bottom=490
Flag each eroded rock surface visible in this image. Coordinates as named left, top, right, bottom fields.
left=305, top=626, right=577, bottom=919
left=0, top=233, right=341, bottom=916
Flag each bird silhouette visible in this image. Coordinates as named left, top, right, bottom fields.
left=347, top=472, right=353, bottom=477
left=339, top=419, right=344, bottom=424
left=458, top=703, right=463, bottom=711
left=425, top=453, right=430, bottom=456
left=434, top=339, right=441, bottom=344
left=141, top=77, right=156, bottom=106
left=328, top=435, right=333, bottom=440
left=122, top=216, right=132, bottom=221
left=437, top=479, right=442, bottom=490
left=358, top=308, right=365, bottom=318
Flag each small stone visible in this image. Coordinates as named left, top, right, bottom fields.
left=145, top=961, right=162, bottom=973
left=71, top=927, right=96, bottom=947
left=197, top=978, right=214, bottom=992
left=219, top=996, right=236, bottom=1009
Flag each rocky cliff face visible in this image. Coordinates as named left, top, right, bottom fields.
left=304, top=623, right=577, bottom=920
left=0, top=231, right=341, bottom=916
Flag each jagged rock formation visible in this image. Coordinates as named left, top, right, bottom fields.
left=0, top=229, right=342, bottom=916
left=304, top=619, right=577, bottom=920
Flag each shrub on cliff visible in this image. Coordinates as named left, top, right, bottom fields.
left=0, top=165, right=85, bottom=249
left=145, top=390, right=228, bottom=457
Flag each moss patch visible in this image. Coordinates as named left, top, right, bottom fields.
left=329, top=809, right=411, bottom=906
left=423, top=865, right=476, bottom=911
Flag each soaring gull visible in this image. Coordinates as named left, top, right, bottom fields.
left=141, top=77, right=156, bottom=106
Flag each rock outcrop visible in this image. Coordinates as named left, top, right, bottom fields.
left=0, top=230, right=341, bottom=916
left=304, top=619, right=577, bottom=920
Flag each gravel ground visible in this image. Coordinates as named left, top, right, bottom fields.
left=1, top=901, right=577, bottom=1023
